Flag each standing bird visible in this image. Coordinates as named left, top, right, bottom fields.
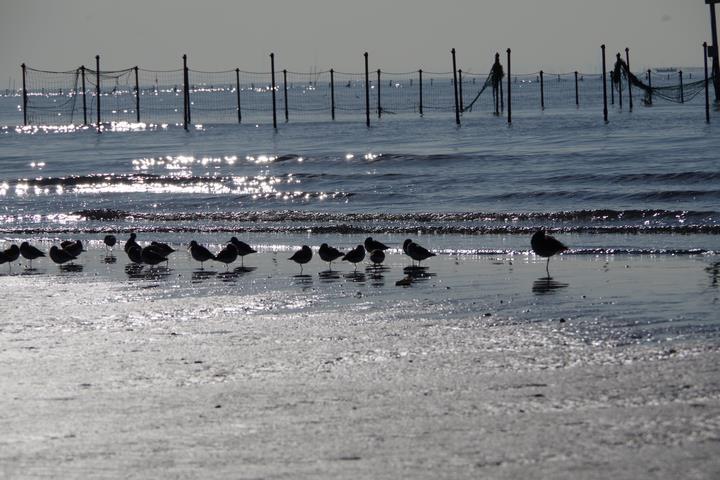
left=61, top=240, right=85, bottom=258
left=369, top=249, right=386, bottom=266
left=49, top=246, right=77, bottom=266
left=230, top=237, right=257, bottom=267
left=20, top=241, right=45, bottom=268
left=364, top=237, right=389, bottom=253
left=288, top=245, right=313, bottom=274
left=214, top=244, right=238, bottom=269
left=103, top=234, right=117, bottom=253
left=189, top=240, right=215, bottom=269
left=342, top=245, right=366, bottom=270
left=150, top=241, right=176, bottom=257
left=403, top=239, right=436, bottom=266
left=319, top=243, right=344, bottom=270
left=531, top=229, right=568, bottom=276
left=124, top=233, right=139, bottom=253
left=126, top=244, right=144, bottom=265
left=0, top=244, right=20, bottom=271
left=140, top=246, right=167, bottom=266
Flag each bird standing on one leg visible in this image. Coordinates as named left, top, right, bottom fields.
left=531, top=229, right=568, bottom=276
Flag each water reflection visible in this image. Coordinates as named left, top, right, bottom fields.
left=344, top=271, right=366, bottom=283
left=233, top=266, right=257, bottom=275
left=103, top=254, right=117, bottom=264
left=58, top=264, right=84, bottom=273
left=706, top=261, right=720, bottom=287
left=532, top=276, right=569, bottom=295
left=403, top=265, right=436, bottom=281
left=191, top=269, right=217, bottom=283
left=319, top=270, right=341, bottom=283
left=125, top=264, right=172, bottom=281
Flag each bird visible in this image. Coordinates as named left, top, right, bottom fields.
left=189, top=240, right=215, bottom=269
left=319, top=243, right=344, bottom=270
left=49, top=246, right=77, bottom=266
left=20, top=241, right=45, bottom=268
left=0, top=244, right=20, bottom=271
left=124, top=233, right=139, bottom=253
left=103, top=234, right=117, bottom=252
left=61, top=240, right=85, bottom=258
left=370, top=249, right=385, bottom=266
left=229, top=237, right=257, bottom=267
left=342, top=245, right=366, bottom=270
left=403, top=239, right=436, bottom=266
left=140, top=245, right=167, bottom=266
left=150, top=241, right=176, bottom=257
left=126, top=244, right=144, bottom=265
left=531, top=229, right=568, bottom=276
left=214, top=244, right=238, bottom=269
left=288, top=245, right=312, bottom=274
left=364, top=237, right=389, bottom=252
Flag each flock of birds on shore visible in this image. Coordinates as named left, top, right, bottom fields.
left=0, top=230, right=568, bottom=280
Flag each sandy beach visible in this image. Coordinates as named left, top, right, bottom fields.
left=1, top=246, right=719, bottom=479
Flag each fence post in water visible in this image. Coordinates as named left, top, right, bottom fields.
left=601, top=45, right=608, bottom=123
left=95, top=55, right=101, bottom=133
left=507, top=48, right=512, bottom=124
left=451, top=48, right=460, bottom=125
left=134, top=66, right=140, bottom=122
left=574, top=71, right=579, bottom=106
left=235, top=68, right=241, bottom=123
left=283, top=69, right=288, bottom=123
left=330, top=69, right=335, bottom=120
left=21, top=63, right=27, bottom=125
left=616, top=53, right=623, bottom=110
left=679, top=70, right=684, bottom=103
left=610, top=66, right=614, bottom=105
left=183, top=54, right=188, bottom=131
left=270, top=53, right=277, bottom=129
left=647, top=69, right=652, bottom=105
left=539, top=70, right=544, bottom=109
left=419, top=69, right=423, bottom=116
left=377, top=69, right=381, bottom=118
left=81, top=65, right=87, bottom=125
left=625, top=48, right=633, bottom=111
left=364, top=52, right=370, bottom=127
left=704, top=42, right=710, bottom=123
left=458, top=69, right=464, bottom=112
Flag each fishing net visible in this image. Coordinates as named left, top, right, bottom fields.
left=612, top=57, right=708, bottom=104
left=464, top=56, right=504, bottom=112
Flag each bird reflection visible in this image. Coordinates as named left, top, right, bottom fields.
left=706, top=261, right=720, bottom=287
left=532, top=276, right=569, bottom=295
left=403, top=265, right=436, bottom=281
left=59, top=264, right=84, bottom=273
left=319, top=270, right=341, bottom=282
left=103, top=254, right=117, bottom=264
left=125, top=264, right=172, bottom=281
left=343, top=271, right=366, bottom=283
left=191, top=269, right=217, bottom=283
left=233, top=266, right=257, bottom=275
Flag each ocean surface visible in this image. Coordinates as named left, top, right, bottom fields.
left=1, top=88, right=719, bottom=344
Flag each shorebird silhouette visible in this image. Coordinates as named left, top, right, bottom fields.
left=342, top=245, right=366, bottom=270
left=150, top=241, right=176, bottom=257
left=364, top=237, right=389, bottom=252
left=124, top=233, right=139, bottom=253
left=403, top=239, right=435, bottom=266
left=20, top=242, right=45, bottom=268
left=126, top=244, right=144, bottom=265
left=0, top=244, right=20, bottom=271
left=140, top=246, right=167, bottom=266
left=289, top=245, right=312, bottom=274
left=369, top=249, right=386, bottom=266
left=531, top=229, right=568, bottom=276
left=229, top=237, right=257, bottom=267
left=50, top=246, right=77, bottom=266
left=61, top=240, right=85, bottom=258
left=214, top=244, right=238, bottom=269
left=103, top=234, right=117, bottom=252
left=319, top=243, right=344, bottom=270
left=189, top=241, right=215, bottom=269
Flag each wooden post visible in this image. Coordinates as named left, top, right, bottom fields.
left=95, top=55, right=101, bottom=133
left=574, top=71, right=579, bottom=106
left=419, top=69, right=423, bottom=116
left=21, top=63, right=27, bottom=125
left=364, top=52, right=370, bottom=127
left=705, top=42, right=710, bottom=123
left=451, top=48, right=460, bottom=125
left=610, top=66, right=614, bottom=105
left=540, top=70, right=544, bottom=109
left=647, top=69, right=652, bottom=105
left=625, top=48, right=633, bottom=111
left=134, top=66, right=140, bottom=122
left=183, top=54, right=188, bottom=131
left=270, top=53, right=277, bottom=129
left=601, top=45, right=608, bottom=123
left=458, top=69, right=464, bottom=112
left=283, top=69, right=288, bottom=122
left=330, top=68, right=335, bottom=120
left=81, top=65, right=87, bottom=125
left=236, top=68, right=241, bottom=123
left=708, top=1, right=720, bottom=101
left=377, top=69, right=381, bottom=118
left=616, top=53, right=623, bottom=110
left=679, top=70, right=684, bottom=103
left=507, top=48, right=512, bottom=124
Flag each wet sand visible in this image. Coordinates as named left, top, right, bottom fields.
left=1, top=247, right=719, bottom=479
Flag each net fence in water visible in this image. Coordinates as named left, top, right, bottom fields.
left=12, top=58, right=712, bottom=127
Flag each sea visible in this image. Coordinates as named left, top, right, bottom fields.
left=1, top=73, right=719, bottom=346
